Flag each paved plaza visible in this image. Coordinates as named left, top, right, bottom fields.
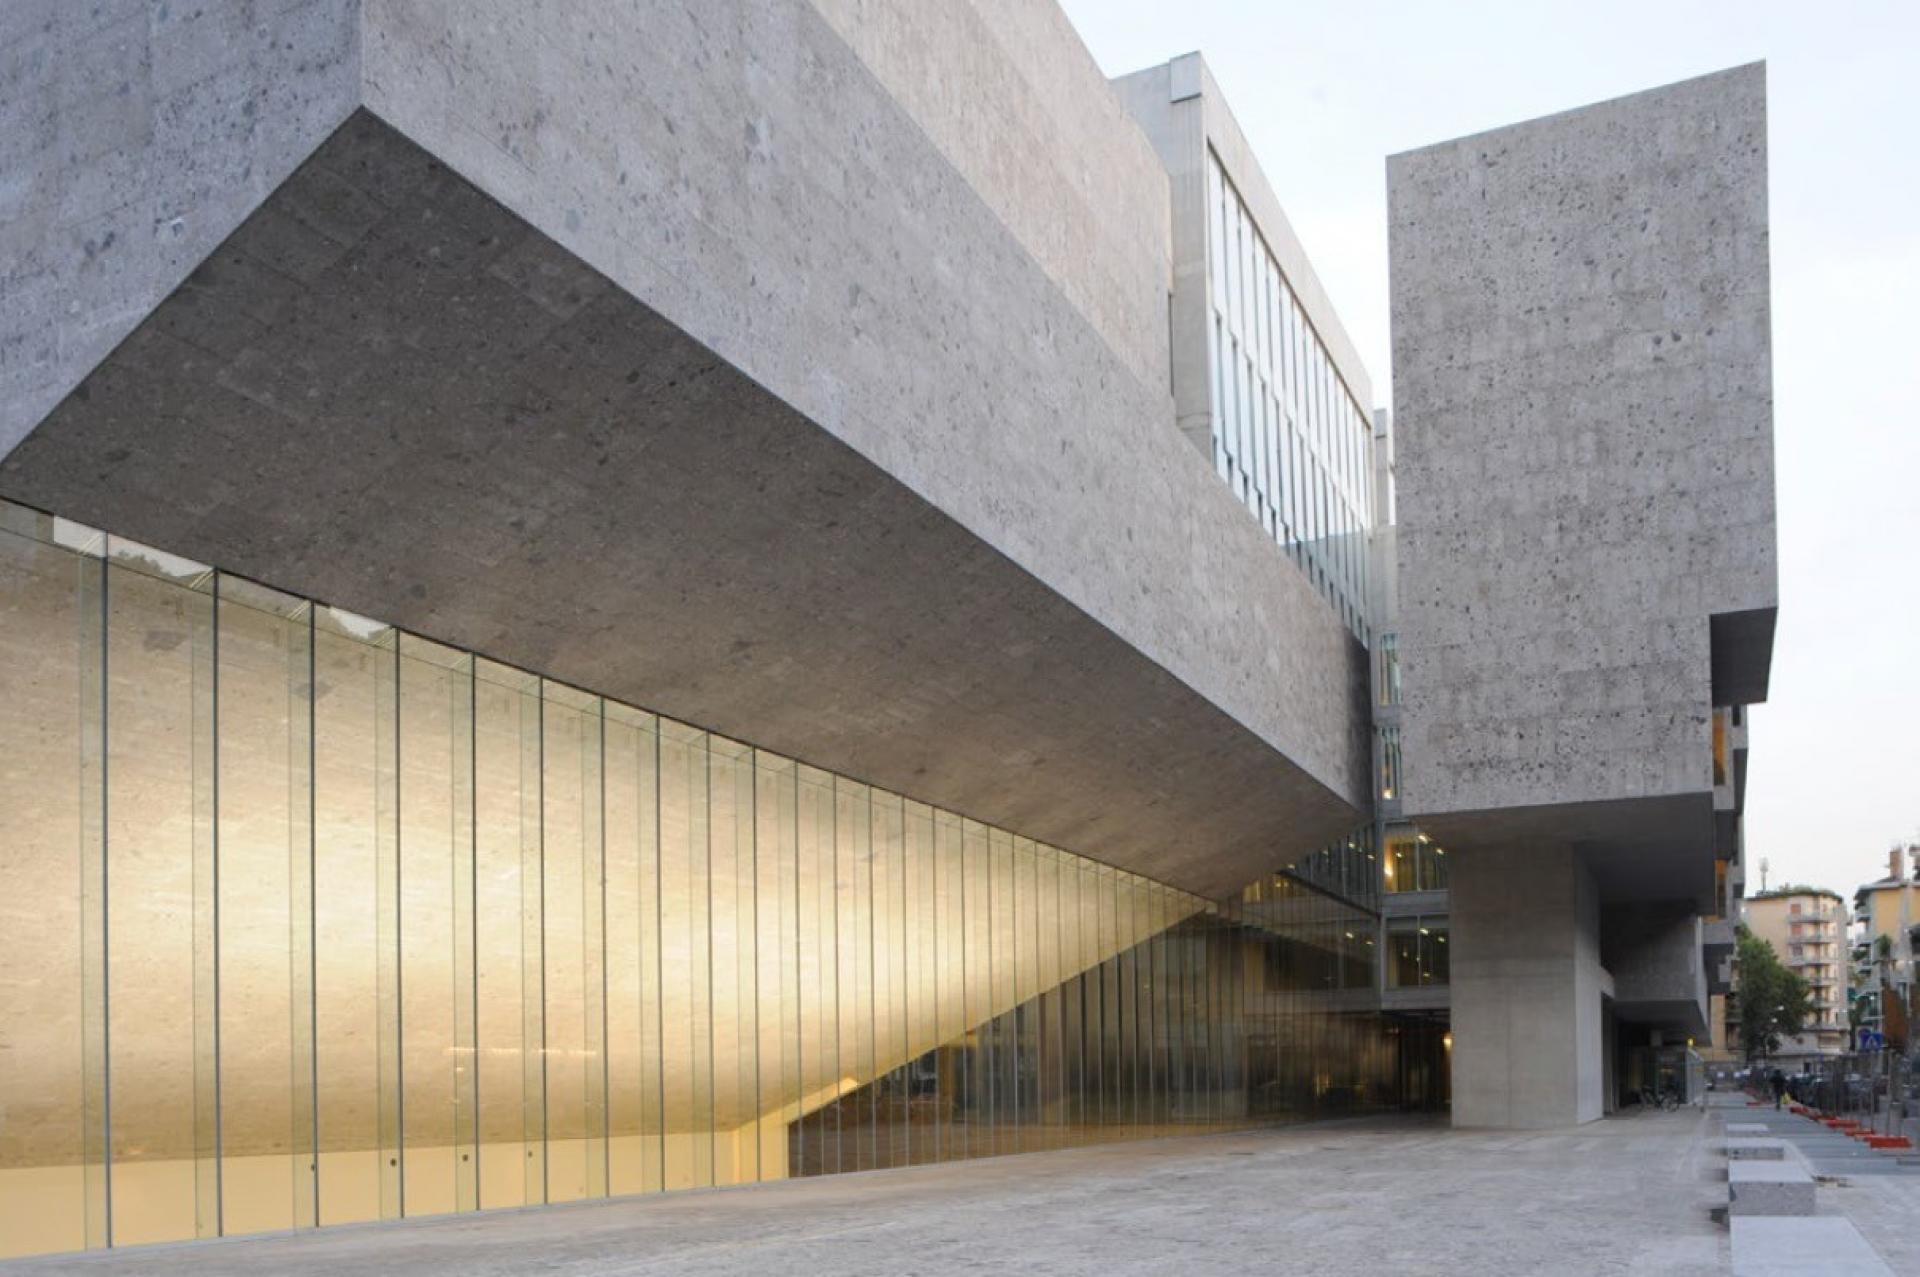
left=3, top=1113, right=1735, bottom=1276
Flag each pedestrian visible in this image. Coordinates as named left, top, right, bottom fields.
left=1769, top=1066, right=1787, bottom=1110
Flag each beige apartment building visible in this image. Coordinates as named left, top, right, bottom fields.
left=1852, top=846, right=1920, bottom=1049
left=1745, top=888, right=1850, bottom=1059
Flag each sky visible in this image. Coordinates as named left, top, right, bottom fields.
left=1060, top=0, right=1920, bottom=899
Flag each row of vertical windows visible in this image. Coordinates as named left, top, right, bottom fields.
left=0, top=496, right=1422, bottom=1261
left=1204, top=149, right=1374, bottom=642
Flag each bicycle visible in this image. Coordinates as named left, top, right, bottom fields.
left=1637, top=1085, right=1681, bottom=1113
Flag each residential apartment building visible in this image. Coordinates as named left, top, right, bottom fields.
left=1852, top=846, right=1920, bottom=1049
left=0, top=2, right=1772, bottom=1259
left=1745, top=889, right=1852, bottom=1059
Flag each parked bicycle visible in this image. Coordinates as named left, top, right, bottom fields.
left=1638, top=1084, right=1681, bottom=1112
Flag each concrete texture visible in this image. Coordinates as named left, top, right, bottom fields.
left=0, top=1, right=1373, bottom=893
left=0, top=0, right=361, bottom=459
left=0, top=111, right=1351, bottom=898
left=1450, top=845, right=1605, bottom=1128
left=1389, top=62, right=1776, bottom=844
left=0, top=1114, right=1733, bottom=1276
left=812, top=0, right=1173, bottom=396
left=1606, top=903, right=1709, bottom=1036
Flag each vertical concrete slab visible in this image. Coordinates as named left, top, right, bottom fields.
left=1388, top=63, right=1776, bottom=824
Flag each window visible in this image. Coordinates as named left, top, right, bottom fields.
left=1378, top=633, right=1401, bottom=706
left=1386, top=917, right=1449, bottom=988
left=1202, top=149, right=1372, bottom=638
left=1378, top=725, right=1401, bottom=801
left=1383, top=828, right=1447, bottom=895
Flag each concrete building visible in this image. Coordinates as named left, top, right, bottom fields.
left=1852, top=846, right=1920, bottom=1050
left=0, top=1, right=1772, bottom=1259
left=1745, top=889, right=1852, bottom=1059
left=1388, top=63, right=1775, bottom=1126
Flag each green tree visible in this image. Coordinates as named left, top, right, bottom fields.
left=1736, top=926, right=1813, bottom=1060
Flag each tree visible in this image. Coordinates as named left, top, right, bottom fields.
left=1736, top=926, right=1813, bottom=1061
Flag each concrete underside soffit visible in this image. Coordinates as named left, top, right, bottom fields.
left=0, top=110, right=1362, bottom=899
left=1415, top=792, right=1720, bottom=913
left=1710, top=607, right=1777, bottom=707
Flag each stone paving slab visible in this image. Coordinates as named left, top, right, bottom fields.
left=1730, top=1216, right=1892, bottom=1277
left=0, top=1114, right=1729, bottom=1276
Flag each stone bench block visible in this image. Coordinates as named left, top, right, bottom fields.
left=1726, top=1122, right=1768, bottom=1135
left=1728, top=1162, right=1815, bottom=1217
left=1724, top=1138, right=1786, bottom=1161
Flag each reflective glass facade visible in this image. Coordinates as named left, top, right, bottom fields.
left=0, top=498, right=1419, bottom=1260
left=1204, top=149, right=1375, bottom=640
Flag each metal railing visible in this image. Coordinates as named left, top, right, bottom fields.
left=1783, top=1052, right=1919, bottom=1141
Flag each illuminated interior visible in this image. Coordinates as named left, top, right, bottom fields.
left=0, top=496, right=1408, bottom=1258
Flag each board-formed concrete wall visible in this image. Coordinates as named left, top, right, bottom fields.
left=812, top=0, right=1174, bottom=397
left=1389, top=64, right=1775, bottom=823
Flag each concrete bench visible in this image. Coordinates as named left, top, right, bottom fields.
left=1728, top=1161, right=1815, bottom=1217
left=1723, top=1137, right=1786, bottom=1161
left=1726, top=1121, right=1769, bottom=1135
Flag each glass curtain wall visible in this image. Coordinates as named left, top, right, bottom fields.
left=0, top=498, right=1412, bottom=1259
left=1204, top=149, right=1375, bottom=642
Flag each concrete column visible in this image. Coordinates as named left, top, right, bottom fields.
left=1450, top=845, right=1606, bottom=1127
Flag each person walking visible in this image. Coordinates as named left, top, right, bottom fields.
left=1769, top=1066, right=1787, bottom=1110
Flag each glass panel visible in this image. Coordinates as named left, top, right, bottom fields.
left=604, top=704, right=661, bottom=1195
left=935, top=810, right=965, bottom=1162
left=396, top=634, right=467, bottom=1218
left=834, top=780, right=870, bottom=1172
left=104, top=557, right=215, bottom=1247
left=790, top=765, right=831, bottom=1176
left=754, top=752, right=797, bottom=1182
left=472, top=660, right=534, bottom=1209
left=541, top=682, right=601, bottom=1203
left=904, top=800, right=936, bottom=1166
left=708, top=737, right=756, bottom=1186
left=215, top=578, right=309, bottom=1237
left=310, top=611, right=391, bottom=1226
left=658, top=721, right=711, bottom=1190
left=0, top=524, right=99, bottom=1258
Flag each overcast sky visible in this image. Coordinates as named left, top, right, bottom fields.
left=1061, top=0, right=1919, bottom=899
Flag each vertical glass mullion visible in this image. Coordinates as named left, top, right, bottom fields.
left=289, top=607, right=317, bottom=1230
